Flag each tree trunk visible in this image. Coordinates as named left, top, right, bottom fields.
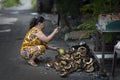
left=37, top=0, right=54, bottom=13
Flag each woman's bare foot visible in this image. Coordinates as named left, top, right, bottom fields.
left=28, top=60, right=38, bottom=67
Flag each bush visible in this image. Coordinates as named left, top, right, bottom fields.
left=76, top=21, right=96, bottom=30
left=3, top=0, right=21, bottom=7
left=31, top=0, right=37, bottom=9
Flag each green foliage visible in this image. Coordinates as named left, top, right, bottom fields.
left=56, top=0, right=82, bottom=16
left=31, top=0, right=37, bottom=9
left=76, top=21, right=97, bottom=39
left=76, top=21, right=96, bottom=30
left=80, top=4, right=93, bottom=18
left=80, top=30, right=97, bottom=39
left=79, top=0, right=120, bottom=41
left=80, top=0, right=120, bottom=18
left=104, top=34, right=114, bottom=43
left=3, top=0, right=21, bottom=7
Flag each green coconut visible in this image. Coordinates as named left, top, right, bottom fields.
left=58, top=48, right=65, bottom=55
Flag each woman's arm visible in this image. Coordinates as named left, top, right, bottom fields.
left=35, top=27, right=59, bottom=43
left=47, top=46, right=59, bottom=51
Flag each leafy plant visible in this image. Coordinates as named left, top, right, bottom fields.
left=3, top=0, right=21, bottom=7
left=76, top=21, right=96, bottom=30
left=76, top=21, right=97, bottom=39
left=79, top=0, right=120, bottom=42
left=104, top=34, right=115, bottom=44
left=31, top=0, right=37, bottom=9
left=80, top=0, right=120, bottom=18
left=56, top=0, right=82, bottom=17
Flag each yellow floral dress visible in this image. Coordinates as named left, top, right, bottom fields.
left=20, top=27, right=48, bottom=60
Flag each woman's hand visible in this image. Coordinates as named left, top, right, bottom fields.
left=53, top=27, right=60, bottom=34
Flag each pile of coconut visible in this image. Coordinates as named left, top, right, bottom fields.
left=46, top=43, right=101, bottom=77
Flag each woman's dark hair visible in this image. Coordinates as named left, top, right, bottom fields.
left=29, top=16, right=45, bottom=29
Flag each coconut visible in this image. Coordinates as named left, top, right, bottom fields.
left=45, top=44, right=101, bottom=77
left=75, top=59, right=81, bottom=64
left=60, top=61, right=67, bottom=65
left=59, top=71, right=68, bottom=77
left=64, top=64, right=72, bottom=70
left=85, top=66, right=94, bottom=72
left=77, top=46, right=87, bottom=56
left=54, top=62, right=60, bottom=71
left=58, top=48, right=65, bottom=55
left=46, top=63, right=52, bottom=67
left=83, top=58, right=93, bottom=65
left=86, top=58, right=93, bottom=65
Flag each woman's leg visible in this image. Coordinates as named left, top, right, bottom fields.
left=28, top=53, right=38, bottom=67
left=20, top=49, right=37, bottom=66
left=28, top=46, right=42, bottom=67
left=21, top=45, right=45, bottom=67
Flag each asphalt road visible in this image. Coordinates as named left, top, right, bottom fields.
left=0, top=10, right=78, bottom=80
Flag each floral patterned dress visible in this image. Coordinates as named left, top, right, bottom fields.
left=20, top=27, right=48, bottom=60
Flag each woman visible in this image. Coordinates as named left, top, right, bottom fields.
left=20, top=16, right=59, bottom=67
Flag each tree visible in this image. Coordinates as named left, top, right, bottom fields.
left=56, top=0, right=84, bottom=30
left=80, top=0, right=120, bottom=18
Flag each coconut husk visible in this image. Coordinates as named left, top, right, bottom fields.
left=59, top=71, right=68, bottom=77
left=45, top=45, right=102, bottom=77
left=85, top=66, right=94, bottom=73
left=77, top=46, right=87, bottom=57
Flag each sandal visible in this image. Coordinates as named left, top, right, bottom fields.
left=28, top=60, right=38, bottom=67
